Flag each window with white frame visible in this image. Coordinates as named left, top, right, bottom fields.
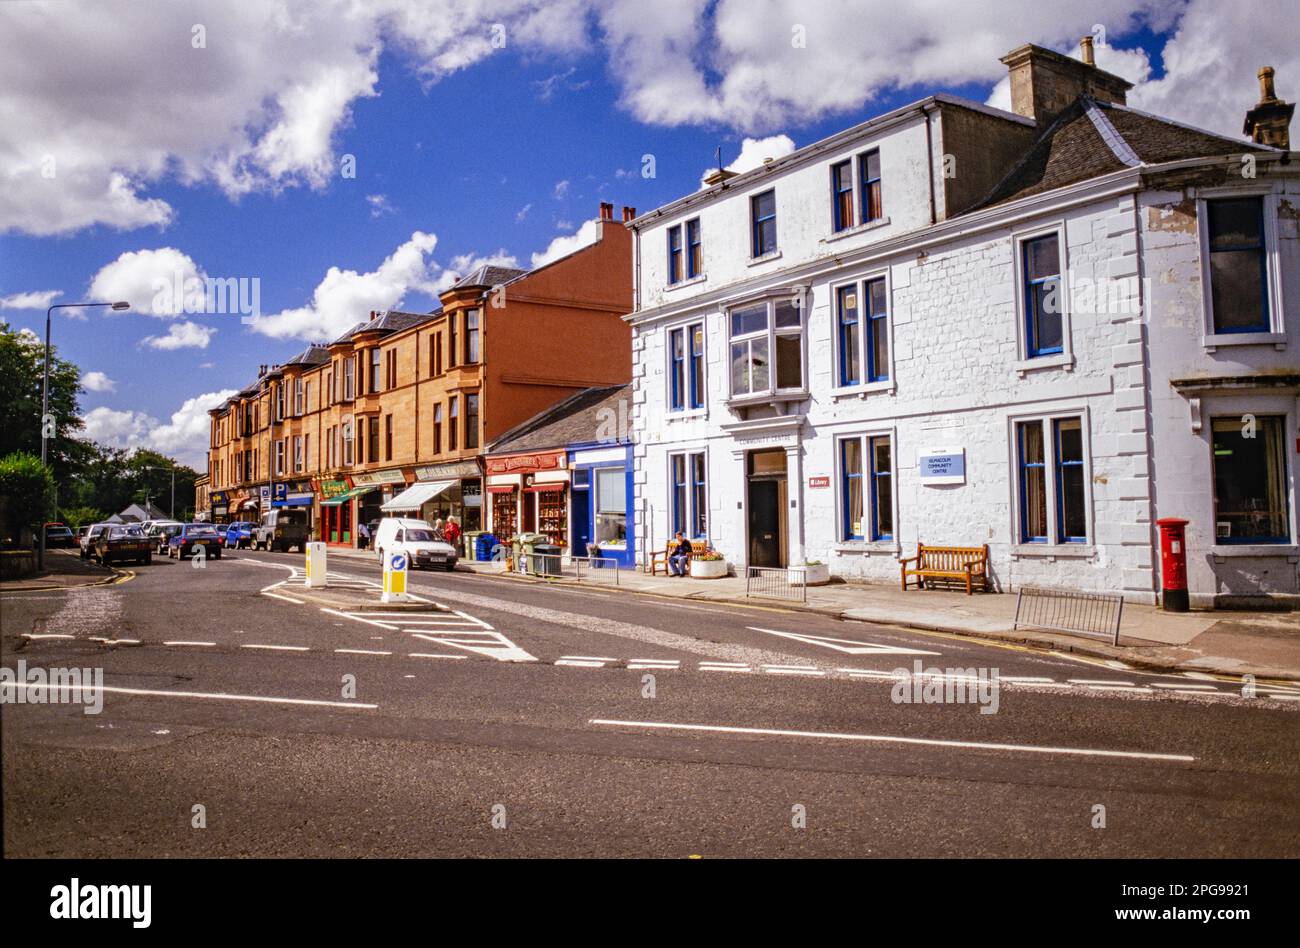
left=342, top=419, right=354, bottom=466
left=729, top=296, right=802, bottom=397
left=343, top=355, right=355, bottom=400
left=275, top=439, right=285, bottom=476
left=294, top=435, right=303, bottom=472
left=1211, top=415, right=1290, bottom=543
left=594, top=468, right=627, bottom=547
left=294, top=378, right=304, bottom=415
left=1021, top=232, right=1063, bottom=359
left=836, top=276, right=890, bottom=386
left=839, top=434, right=893, bottom=541
left=668, top=322, right=706, bottom=411
left=670, top=451, right=707, bottom=538
left=275, top=383, right=284, bottom=421
left=1015, top=415, right=1088, bottom=544
left=1205, top=196, right=1272, bottom=334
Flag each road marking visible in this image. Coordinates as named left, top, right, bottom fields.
left=242, top=643, right=309, bottom=652
left=561, top=655, right=618, bottom=662
left=1067, top=679, right=1136, bottom=687
left=1001, top=676, right=1056, bottom=683
left=589, top=719, right=1197, bottom=762
left=1153, top=682, right=1216, bottom=690
left=334, top=648, right=393, bottom=656
left=748, top=627, right=940, bottom=656
left=408, top=652, right=467, bottom=660
left=557, top=659, right=607, bottom=667
left=1267, top=694, right=1300, bottom=702
left=261, top=591, right=305, bottom=604
left=164, top=640, right=216, bottom=647
left=21, top=633, right=75, bottom=640
left=8, top=682, right=376, bottom=710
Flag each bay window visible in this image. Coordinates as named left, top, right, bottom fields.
left=369, top=347, right=380, bottom=393
left=465, top=309, right=480, bottom=363
left=729, top=296, right=803, bottom=397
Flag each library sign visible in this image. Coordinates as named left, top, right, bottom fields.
left=918, top=447, right=966, bottom=486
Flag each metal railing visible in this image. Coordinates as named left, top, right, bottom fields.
left=574, top=556, right=621, bottom=586
left=745, top=566, right=808, bottom=603
left=1013, top=585, right=1125, bottom=645
left=524, top=552, right=567, bottom=578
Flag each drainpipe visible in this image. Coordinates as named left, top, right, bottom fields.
left=923, top=103, right=938, bottom=225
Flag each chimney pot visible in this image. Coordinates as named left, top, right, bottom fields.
left=599, top=201, right=614, bottom=221
left=1080, top=36, right=1095, bottom=66
left=621, top=205, right=637, bottom=222
left=1259, top=66, right=1278, bottom=103
left=1243, top=65, right=1293, bottom=150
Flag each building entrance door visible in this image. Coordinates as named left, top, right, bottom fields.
left=747, top=449, right=787, bottom=568
left=571, top=488, right=590, bottom=557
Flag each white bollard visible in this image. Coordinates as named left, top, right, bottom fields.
left=305, top=541, right=328, bottom=588
left=382, top=551, right=410, bottom=603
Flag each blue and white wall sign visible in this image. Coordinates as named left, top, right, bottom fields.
left=918, top=447, right=966, bottom=485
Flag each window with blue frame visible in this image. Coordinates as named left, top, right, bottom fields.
left=688, top=323, right=705, bottom=409
left=870, top=436, right=893, bottom=540
left=667, top=225, right=683, bottom=285
left=686, top=218, right=702, bottom=278
left=668, top=327, right=686, bottom=411
left=837, top=284, right=860, bottom=386
left=1017, top=421, right=1048, bottom=541
left=1022, top=233, right=1062, bottom=357
left=831, top=161, right=854, bottom=232
left=1054, top=418, right=1086, bottom=542
left=1017, top=415, right=1087, bottom=543
left=690, top=452, right=707, bottom=538
left=751, top=190, right=777, bottom=257
left=1207, top=196, right=1270, bottom=333
left=840, top=434, right=893, bottom=541
left=859, top=150, right=882, bottom=223
left=865, top=277, right=889, bottom=382
left=669, top=451, right=707, bottom=538
left=1212, top=415, right=1290, bottom=543
left=841, top=439, right=863, bottom=540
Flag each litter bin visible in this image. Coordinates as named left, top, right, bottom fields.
left=518, top=532, right=545, bottom=574
left=474, top=533, right=497, bottom=562
left=462, top=530, right=485, bottom=560
left=532, top=542, right=562, bottom=576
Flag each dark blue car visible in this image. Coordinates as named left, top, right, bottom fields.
left=168, top=524, right=222, bottom=560
left=224, top=520, right=254, bottom=549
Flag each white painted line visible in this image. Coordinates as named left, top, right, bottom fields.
left=699, top=661, right=749, bottom=668
left=1170, top=689, right=1228, bottom=698
left=1153, top=682, right=1217, bottom=690
left=22, top=633, right=74, bottom=640
left=242, top=643, right=310, bottom=652
left=1266, top=694, right=1300, bottom=702
left=408, top=652, right=467, bottom=660
left=1181, top=672, right=1221, bottom=681
left=1087, top=685, right=1154, bottom=693
left=748, top=626, right=939, bottom=656
left=164, top=640, right=216, bottom=647
left=557, top=660, right=607, bottom=668
left=334, top=648, right=393, bottom=656
left=9, top=682, right=376, bottom=710
left=560, top=656, right=618, bottom=662
left=1007, top=681, right=1073, bottom=688
left=1067, top=679, right=1135, bottom=687
left=91, top=638, right=140, bottom=645
left=589, top=719, right=1197, bottom=763
left=1104, top=660, right=1132, bottom=670
left=1000, top=676, right=1056, bottom=684
left=261, top=591, right=304, bottom=604
left=841, top=668, right=906, bottom=679
left=699, top=665, right=752, bottom=673
left=763, top=668, right=826, bottom=677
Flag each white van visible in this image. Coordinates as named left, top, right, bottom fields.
left=372, top=517, right=459, bottom=572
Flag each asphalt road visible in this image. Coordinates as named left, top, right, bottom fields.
left=2, top=548, right=1297, bottom=858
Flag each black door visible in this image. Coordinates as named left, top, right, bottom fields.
left=748, top=479, right=782, bottom=567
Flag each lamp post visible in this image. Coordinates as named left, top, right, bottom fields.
left=39, top=300, right=130, bottom=571
left=143, top=464, right=176, bottom=519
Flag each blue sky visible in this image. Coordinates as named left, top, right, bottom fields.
left=0, top=0, right=1287, bottom=466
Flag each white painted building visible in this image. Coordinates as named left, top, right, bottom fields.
left=628, top=42, right=1299, bottom=606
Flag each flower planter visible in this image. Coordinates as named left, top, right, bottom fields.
left=690, top=558, right=728, bottom=579
left=794, top=563, right=830, bottom=586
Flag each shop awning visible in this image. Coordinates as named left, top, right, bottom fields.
left=485, top=485, right=515, bottom=494
left=524, top=483, right=566, bottom=493
left=320, top=486, right=376, bottom=507
left=382, top=480, right=454, bottom=512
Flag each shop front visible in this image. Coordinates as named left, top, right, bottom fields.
left=484, top=451, right=569, bottom=546
left=210, top=491, right=231, bottom=526
left=316, top=478, right=357, bottom=545
left=272, top=481, right=315, bottom=528
left=568, top=444, right=635, bottom=568
left=392, top=460, right=484, bottom=530
left=351, top=469, right=406, bottom=543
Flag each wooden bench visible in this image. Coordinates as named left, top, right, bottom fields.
left=900, top=543, right=990, bottom=595
left=649, top=539, right=707, bottom=576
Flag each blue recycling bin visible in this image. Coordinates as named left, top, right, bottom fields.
left=476, top=533, right=498, bottom=562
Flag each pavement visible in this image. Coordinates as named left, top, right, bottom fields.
left=3, top=546, right=1298, bottom=858
left=319, top=550, right=1300, bottom=682
left=0, top=548, right=123, bottom=592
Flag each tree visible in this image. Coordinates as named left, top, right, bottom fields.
left=0, top=451, right=56, bottom=547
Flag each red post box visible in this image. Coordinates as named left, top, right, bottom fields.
left=1156, top=517, right=1189, bottom=612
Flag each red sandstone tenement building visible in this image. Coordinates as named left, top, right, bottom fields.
left=205, top=203, right=634, bottom=547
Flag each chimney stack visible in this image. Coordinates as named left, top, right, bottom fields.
left=1000, top=41, right=1132, bottom=128
left=1244, top=66, right=1294, bottom=151
left=621, top=205, right=637, bottom=222
left=599, top=201, right=614, bottom=221
left=703, top=167, right=738, bottom=187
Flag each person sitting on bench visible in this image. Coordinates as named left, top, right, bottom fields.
left=668, top=532, right=692, bottom=577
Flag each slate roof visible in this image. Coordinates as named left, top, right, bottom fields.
left=487, top=384, right=631, bottom=455
left=451, top=264, right=528, bottom=290
left=980, top=98, right=1264, bottom=208
left=284, top=343, right=330, bottom=367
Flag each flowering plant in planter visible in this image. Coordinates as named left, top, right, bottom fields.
left=690, top=547, right=728, bottom=578
left=694, top=550, right=725, bottom=562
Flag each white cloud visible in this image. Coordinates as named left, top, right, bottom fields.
left=700, top=134, right=796, bottom=187
left=80, top=388, right=237, bottom=467
left=82, top=371, right=116, bottom=393
left=531, top=218, right=600, bottom=268
left=515, top=203, right=533, bottom=222
left=248, top=231, right=441, bottom=340
left=366, top=194, right=396, bottom=217
left=553, top=179, right=571, bottom=199
left=0, top=289, right=62, bottom=310
left=88, top=247, right=204, bottom=317
left=142, top=320, right=216, bottom=350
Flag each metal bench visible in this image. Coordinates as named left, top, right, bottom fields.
left=900, top=542, right=990, bottom=595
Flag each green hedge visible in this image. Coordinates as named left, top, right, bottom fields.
left=0, top=452, right=55, bottom=546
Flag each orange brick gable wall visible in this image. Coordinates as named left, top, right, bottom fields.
left=483, top=217, right=632, bottom=441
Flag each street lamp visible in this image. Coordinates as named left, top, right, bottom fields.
left=39, top=300, right=130, bottom=571
left=143, top=464, right=176, bottom=519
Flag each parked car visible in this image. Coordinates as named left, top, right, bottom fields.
left=168, top=523, right=223, bottom=560
left=93, top=524, right=152, bottom=566
left=80, top=523, right=109, bottom=559
left=145, top=521, right=184, bottom=553
left=43, top=522, right=76, bottom=548
left=224, top=521, right=255, bottom=549
left=252, top=508, right=310, bottom=552
left=373, top=517, right=458, bottom=571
